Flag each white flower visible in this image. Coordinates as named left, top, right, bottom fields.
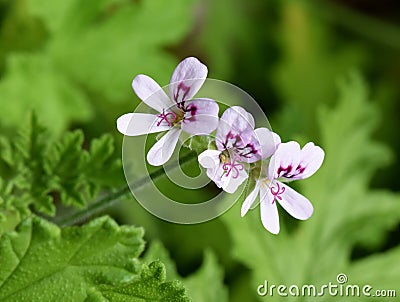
left=198, top=106, right=280, bottom=193
left=117, top=57, right=219, bottom=166
left=241, top=141, right=325, bottom=234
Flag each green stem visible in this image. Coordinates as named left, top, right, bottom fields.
left=55, top=151, right=197, bottom=226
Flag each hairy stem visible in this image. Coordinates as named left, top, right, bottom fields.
left=55, top=151, right=197, bottom=226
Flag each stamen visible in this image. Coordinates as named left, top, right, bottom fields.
left=270, top=182, right=285, bottom=204
left=222, top=157, right=244, bottom=179
left=156, top=109, right=177, bottom=127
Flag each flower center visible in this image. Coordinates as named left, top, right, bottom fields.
left=219, top=150, right=230, bottom=164
left=156, top=109, right=177, bottom=127
left=222, top=157, right=244, bottom=179
left=270, top=182, right=285, bottom=204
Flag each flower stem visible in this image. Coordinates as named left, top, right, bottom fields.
left=55, top=151, right=197, bottom=226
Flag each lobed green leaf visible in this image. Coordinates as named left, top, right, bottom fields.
left=0, top=114, right=122, bottom=226
left=143, top=240, right=229, bottom=302
left=0, top=215, right=191, bottom=302
left=223, top=73, right=400, bottom=301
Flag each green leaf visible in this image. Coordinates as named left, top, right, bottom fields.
left=272, top=1, right=366, bottom=138
left=0, top=114, right=122, bottom=223
left=0, top=54, right=92, bottom=134
left=0, top=0, right=47, bottom=72
left=143, top=240, right=228, bottom=302
left=185, top=250, right=229, bottom=302
left=347, top=245, right=400, bottom=290
left=222, top=73, right=400, bottom=301
left=0, top=216, right=191, bottom=301
left=86, top=261, right=190, bottom=302
left=0, top=0, right=197, bottom=133
left=85, top=134, right=123, bottom=189
left=1, top=113, right=55, bottom=216
left=143, top=240, right=180, bottom=281
left=46, top=0, right=197, bottom=102
left=0, top=216, right=144, bottom=301
left=198, top=0, right=253, bottom=79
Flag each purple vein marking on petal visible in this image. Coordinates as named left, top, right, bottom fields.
left=183, top=103, right=198, bottom=122
left=222, top=157, right=244, bottom=179
left=236, top=143, right=258, bottom=159
left=270, top=182, right=285, bottom=204
left=156, top=109, right=176, bottom=127
left=223, top=131, right=241, bottom=149
left=278, top=164, right=306, bottom=179
left=174, top=82, right=191, bottom=104
left=277, top=165, right=292, bottom=178
left=296, top=164, right=306, bottom=175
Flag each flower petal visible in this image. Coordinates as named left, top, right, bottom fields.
left=198, top=149, right=222, bottom=182
left=200, top=154, right=248, bottom=193
left=117, top=113, right=171, bottom=136
left=216, top=106, right=255, bottom=151
left=268, top=141, right=301, bottom=180
left=132, top=74, right=174, bottom=113
left=254, top=128, right=281, bottom=159
left=268, top=141, right=324, bottom=181
left=229, top=106, right=255, bottom=129
left=241, top=181, right=261, bottom=217
left=169, top=57, right=208, bottom=103
left=259, top=186, right=280, bottom=234
left=235, top=127, right=280, bottom=163
left=220, top=166, right=248, bottom=194
left=293, top=142, right=325, bottom=180
left=181, top=98, right=219, bottom=135
left=147, top=128, right=182, bottom=166
left=275, top=181, right=314, bottom=220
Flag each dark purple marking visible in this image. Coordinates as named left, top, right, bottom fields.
left=277, top=165, right=292, bottom=177
left=296, top=164, right=306, bottom=174
left=236, top=143, right=258, bottom=158
left=223, top=131, right=241, bottom=149
left=183, top=103, right=198, bottom=122
left=277, top=164, right=306, bottom=178
left=174, top=82, right=191, bottom=104
left=270, top=182, right=285, bottom=203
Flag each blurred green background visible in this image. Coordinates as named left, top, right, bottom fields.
left=1, top=0, right=399, bottom=301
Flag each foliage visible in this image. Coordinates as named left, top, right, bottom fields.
left=222, top=74, right=400, bottom=301
left=0, top=114, right=122, bottom=227
left=144, top=240, right=229, bottom=302
left=271, top=0, right=366, bottom=138
left=0, top=0, right=196, bottom=134
left=0, top=215, right=190, bottom=301
left=86, top=261, right=189, bottom=302
left=1, top=0, right=400, bottom=300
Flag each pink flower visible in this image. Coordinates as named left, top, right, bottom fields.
left=241, top=141, right=325, bottom=234
left=198, top=106, right=280, bottom=193
left=117, top=57, right=219, bottom=166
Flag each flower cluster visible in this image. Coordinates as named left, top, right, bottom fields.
left=117, top=57, right=325, bottom=234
